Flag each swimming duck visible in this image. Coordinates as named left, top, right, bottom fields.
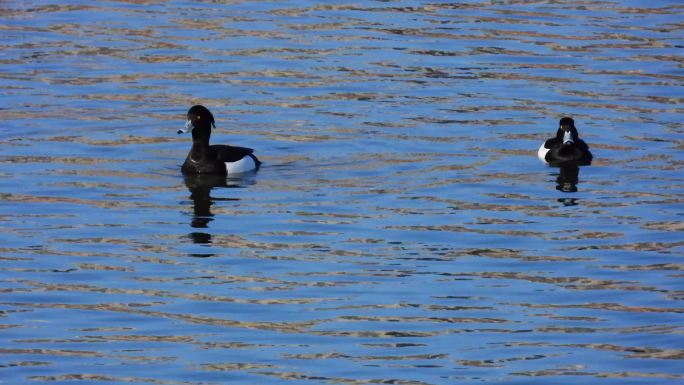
left=537, top=117, right=592, bottom=166
left=178, top=105, right=260, bottom=175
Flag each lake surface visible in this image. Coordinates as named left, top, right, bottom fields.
left=1, top=1, right=683, bottom=384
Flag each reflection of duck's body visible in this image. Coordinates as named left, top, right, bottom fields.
left=538, top=117, right=592, bottom=166
left=178, top=105, right=261, bottom=175
left=184, top=174, right=226, bottom=230
left=556, top=165, right=579, bottom=193
left=183, top=173, right=253, bottom=236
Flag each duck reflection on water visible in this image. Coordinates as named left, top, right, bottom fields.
left=183, top=173, right=256, bottom=248
left=556, top=165, right=580, bottom=193
left=556, top=165, right=581, bottom=206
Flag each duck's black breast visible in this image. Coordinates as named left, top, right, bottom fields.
left=545, top=139, right=593, bottom=166
left=181, top=157, right=226, bottom=175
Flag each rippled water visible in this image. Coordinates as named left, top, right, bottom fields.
left=1, top=1, right=683, bottom=384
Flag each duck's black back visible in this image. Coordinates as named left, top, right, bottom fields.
left=210, top=145, right=255, bottom=163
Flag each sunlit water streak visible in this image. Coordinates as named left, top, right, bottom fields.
left=0, top=1, right=682, bottom=384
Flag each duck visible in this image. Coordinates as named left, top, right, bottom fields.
left=537, top=117, right=592, bottom=166
left=178, top=105, right=260, bottom=175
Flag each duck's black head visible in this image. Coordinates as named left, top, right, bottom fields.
left=178, top=105, right=215, bottom=135
left=556, top=117, right=579, bottom=144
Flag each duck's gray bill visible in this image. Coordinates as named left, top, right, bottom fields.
left=177, top=120, right=193, bottom=135
left=562, top=130, right=573, bottom=145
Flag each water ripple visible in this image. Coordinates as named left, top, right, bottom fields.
left=1, top=0, right=683, bottom=384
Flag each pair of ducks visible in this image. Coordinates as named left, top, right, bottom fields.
left=179, top=105, right=592, bottom=175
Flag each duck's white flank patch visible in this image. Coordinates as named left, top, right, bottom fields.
left=537, top=142, right=549, bottom=164
left=225, top=156, right=257, bottom=174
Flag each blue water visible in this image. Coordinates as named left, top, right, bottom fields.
left=1, top=1, right=683, bottom=384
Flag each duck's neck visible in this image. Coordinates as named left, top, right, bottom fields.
left=189, top=128, right=211, bottom=160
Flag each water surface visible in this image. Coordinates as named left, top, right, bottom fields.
left=1, top=1, right=683, bottom=384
